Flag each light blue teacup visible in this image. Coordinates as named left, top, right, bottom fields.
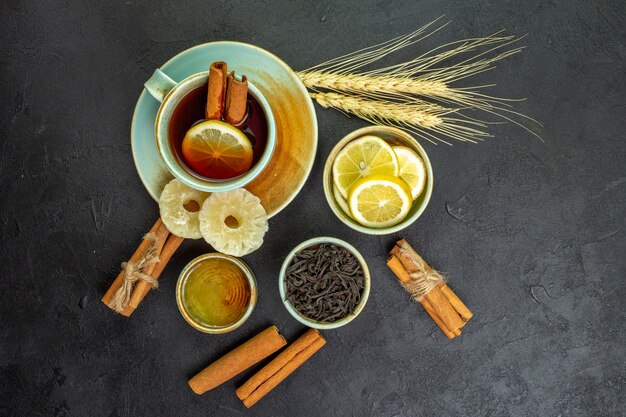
left=144, top=69, right=277, bottom=192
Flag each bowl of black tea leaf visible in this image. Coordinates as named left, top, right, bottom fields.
left=279, top=237, right=370, bottom=329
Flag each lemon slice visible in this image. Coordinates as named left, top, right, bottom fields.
left=348, top=175, right=412, bottom=228
left=332, top=135, right=399, bottom=199
left=393, top=146, right=427, bottom=200
left=182, top=120, right=253, bottom=179
left=333, top=184, right=353, bottom=219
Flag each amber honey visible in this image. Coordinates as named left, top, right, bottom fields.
left=180, top=256, right=252, bottom=328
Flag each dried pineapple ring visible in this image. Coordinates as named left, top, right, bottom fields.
left=159, top=179, right=210, bottom=239
left=199, top=188, right=268, bottom=257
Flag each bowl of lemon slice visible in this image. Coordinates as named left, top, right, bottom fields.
left=323, top=125, right=433, bottom=235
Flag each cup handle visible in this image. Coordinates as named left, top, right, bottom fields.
left=144, top=69, right=177, bottom=103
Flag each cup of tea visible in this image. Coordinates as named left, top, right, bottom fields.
left=144, top=69, right=277, bottom=192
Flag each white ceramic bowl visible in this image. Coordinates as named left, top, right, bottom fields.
left=278, top=237, right=370, bottom=330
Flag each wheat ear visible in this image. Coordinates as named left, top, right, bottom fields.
left=300, top=19, right=542, bottom=143
left=311, top=92, right=492, bottom=145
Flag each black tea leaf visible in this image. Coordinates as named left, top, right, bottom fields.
left=285, top=243, right=365, bottom=323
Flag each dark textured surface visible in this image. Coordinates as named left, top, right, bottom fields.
left=1, top=1, right=625, bottom=416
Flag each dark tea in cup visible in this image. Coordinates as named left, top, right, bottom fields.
left=168, top=84, right=268, bottom=180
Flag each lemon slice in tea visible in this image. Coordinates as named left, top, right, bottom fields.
left=348, top=174, right=412, bottom=228
left=182, top=120, right=253, bottom=179
left=393, top=146, right=426, bottom=200
left=332, top=135, right=399, bottom=199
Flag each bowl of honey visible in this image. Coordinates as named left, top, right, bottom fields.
left=176, top=253, right=257, bottom=333
left=154, top=70, right=276, bottom=192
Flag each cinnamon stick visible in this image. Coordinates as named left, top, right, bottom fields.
left=421, top=296, right=457, bottom=339
left=126, top=233, right=185, bottom=312
left=236, top=329, right=321, bottom=400
left=101, top=218, right=169, bottom=315
left=150, top=233, right=185, bottom=282
left=386, top=255, right=410, bottom=284
left=102, top=219, right=185, bottom=316
left=206, top=61, right=227, bottom=120
left=188, top=326, right=287, bottom=395
left=224, top=71, right=248, bottom=125
left=389, top=252, right=461, bottom=338
left=390, top=240, right=427, bottom=275
left=386, top=239, right=472, bottom=339
left=438, top=282, right=473, bottom=321
left=124, top=230, right=169, bottom=309
left=422, top=286, right=465, bottom=334
left=236, top=329, right=326, bottom=408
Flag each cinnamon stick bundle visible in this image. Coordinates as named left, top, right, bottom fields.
left=387, top=239, right=473, bottom=339
left=236, top=328, right=326, bottom=408
left=101, top=218, right=184, bottom=316
left=188, top=326, right=287, bottom=395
